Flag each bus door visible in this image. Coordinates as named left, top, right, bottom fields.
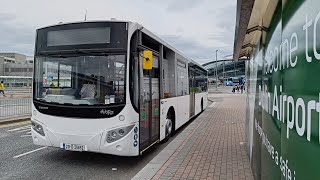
left=139, top=52, right=160, bottom=152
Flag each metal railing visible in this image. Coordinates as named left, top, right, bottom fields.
left=3, top=86, right=32, bottom=97
left=0, top=98, right=32, bottom=118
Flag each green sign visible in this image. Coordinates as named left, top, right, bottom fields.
left=141, top=111, right=146, bottom=121
left=246, top=0, right=320, bottom=179
left=155, top=108, right=159, bottom=116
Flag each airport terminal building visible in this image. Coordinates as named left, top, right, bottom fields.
left=0, top=53, right=33, bottom=87
left=0, top=53, right=33, bottom=77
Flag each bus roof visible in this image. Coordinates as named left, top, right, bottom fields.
left=36, top=20, right=130, bottom=30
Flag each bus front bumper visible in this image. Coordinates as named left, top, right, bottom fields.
left=31, top=121, right=139, bottom=156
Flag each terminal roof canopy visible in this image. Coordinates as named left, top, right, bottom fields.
left=233, top=0, right=279, bottom=60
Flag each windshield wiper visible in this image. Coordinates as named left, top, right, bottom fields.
left=39, top=52, right=67, bottom=58
left=36, top=98, right=47, bottom=102
left=75, top=50, right=107, bottom=56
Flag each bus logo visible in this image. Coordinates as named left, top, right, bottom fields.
left=39, top=106, right=48, bottom=110
left=100, top=109, right=114, bottom=115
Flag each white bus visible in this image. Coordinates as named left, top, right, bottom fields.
left=32, top=21, right=208, bottom=156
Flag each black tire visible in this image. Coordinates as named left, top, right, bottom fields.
left=201, top=99, right=204, bottom=112
left=162, top=111, right=173, bottom=143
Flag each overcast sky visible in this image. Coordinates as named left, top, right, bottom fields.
left=0, top=0, right=236, bottom=64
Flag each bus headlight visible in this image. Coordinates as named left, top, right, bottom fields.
left=110, top=131, right=117, bottom=138
left=32, top=121, right=45, bottom=136
left=106, top=125, right=135, bottom=143
left=118, top=129, right=125, bottom=136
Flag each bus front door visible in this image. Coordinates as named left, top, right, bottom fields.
left=139, top=53, right=160, bottom=152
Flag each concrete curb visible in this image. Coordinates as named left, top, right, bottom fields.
left=0, top=115, right=31, bottom=125
left=132, top=102, right=219, bottom=180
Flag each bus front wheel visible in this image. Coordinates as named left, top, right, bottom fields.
left=163, top=112, right=173, bottom=142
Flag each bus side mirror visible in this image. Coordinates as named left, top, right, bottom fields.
left=143, top=50, right=153, bottom=70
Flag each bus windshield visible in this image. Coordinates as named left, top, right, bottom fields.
left=34, top=54, right=126, bottom=106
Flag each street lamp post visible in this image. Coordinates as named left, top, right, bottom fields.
left=223, top=59, right=225, bottom=86
left=215, top=50, right=218, bottom=89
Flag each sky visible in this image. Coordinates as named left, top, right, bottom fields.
left=0, top=0, right=236, bottom=64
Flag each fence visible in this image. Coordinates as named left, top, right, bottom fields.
left=5, top=87, right=32, bottom=94
left=0, top=98, right=32, bottom=118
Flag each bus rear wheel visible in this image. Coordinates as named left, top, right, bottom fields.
left=201, top=98, right=204, bottom=112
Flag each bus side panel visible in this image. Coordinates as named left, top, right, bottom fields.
left=175, top=95, right=190, bottom=129
left=204, top=93, right=208, bottom=109
left=195, top=92, right=207, bottom=115
left=203, top=93, right=208, bottom=110
left=159, top=93, right=207, bottom=141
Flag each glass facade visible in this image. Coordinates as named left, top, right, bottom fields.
left=203, top=60, right=245, bottom=79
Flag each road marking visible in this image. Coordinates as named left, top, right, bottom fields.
left=26, top=132, right=31, bottom=134
left=16, top=129, right=31, bottom=133
left=209, top=102, right=217, bottom=108
left=13, top=147, right=47, bottom=159
left=8, top=125, right=31, bottom=132
left=20, top=135, right=32, bottom=137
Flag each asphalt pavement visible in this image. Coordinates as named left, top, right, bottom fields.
left=0, top=117, right=195, bottom=180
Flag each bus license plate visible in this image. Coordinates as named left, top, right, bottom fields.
left=63, top=143, right=86, bottom=151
